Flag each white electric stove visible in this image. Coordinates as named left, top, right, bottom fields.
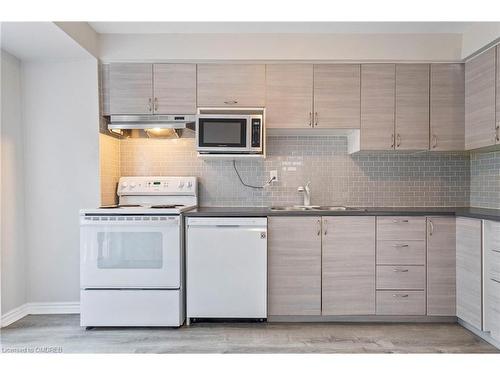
left=79, top=176, right=197, bottom=327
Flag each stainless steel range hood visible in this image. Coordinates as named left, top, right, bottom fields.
left=108, top=114, right=196, bottom=131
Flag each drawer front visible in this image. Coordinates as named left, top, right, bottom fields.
left=376, top=290, right=426, bottom=315
left=377, top=240, right=425, bottom=265
left=376, top=265, right=426, bottom=290
left=377, top=216, right=426, bottom=241
left=485, top=220, right=500, bottom=279
left=486, top=278, right=500, bottom=341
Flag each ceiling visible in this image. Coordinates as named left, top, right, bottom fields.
left=1, top=22, right=92, bottom=61
left=89, top=21, right=475, bottom=34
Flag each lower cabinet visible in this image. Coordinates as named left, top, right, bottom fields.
left=268, top=216, right=322, bottom=316
left=427, top=217, right=456, bottom=316
left=456, top=217, right=483, bottom=330
left=322, top=217, right=376, bottom=315
left=484, top=220, right=500, bottom=341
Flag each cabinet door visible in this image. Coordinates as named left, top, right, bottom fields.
left=427, top=217, right=456, bottom=316
left=484, top=220, right=500, bottom=340
left=360, top=64, right=395, bottom=150
left=266, top=64, right=313, bottom=129
left=497, top=46, right=500, bottom=145
left=465, top=48, right=496, bottom=149
left=456, top=217, right=482, bottom=330
left=268, top=217, right=321, bottom=316
left=109, top=63, right=153, bottom=115
left=395, top=64, right=430, bottom=150
left=197, top=64, right=265, bottom=107
left=430, top=64, right=465, bottom=151
left=153, top=64, right=196, bottom=114
left=313, top=64, right=360, bottom=129
left=322, top=217, right=375, bottom=315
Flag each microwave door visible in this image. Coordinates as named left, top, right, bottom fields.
left=197, top=118, right=250, bottom=152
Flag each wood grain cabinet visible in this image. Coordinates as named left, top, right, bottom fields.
left=465, top=47, right=497, bottom=149
left=266, top=64, right=314, bottom=129
left=267, top=217, right=322, bottom=316
left=321, top=217, right=376, bottom=315
left=360, top=64, right=396, bottom=150
left=197, top=64, right=265, bottom=107
left=456, top=217, right=482, bottom=330
left=395, top=64, right=430, bottom=150
left=427, top=217, right=456, bottom=316
left=313, top=64, right=361, bottom=129
left=484, top=220, right=500, bottom=341
left=430, top=64, right=465, bottom=151
left=108, top=63, right=196, bottom=115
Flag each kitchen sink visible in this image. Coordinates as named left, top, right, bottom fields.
left=270, top=206, right=365, bottom=212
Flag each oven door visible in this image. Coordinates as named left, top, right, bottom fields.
left=80, top=215, right=180, bottom=289
left=196, top=115, right=250, bottom=152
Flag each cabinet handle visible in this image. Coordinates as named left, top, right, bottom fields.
left=491, top=249, right=500, bottom=253
left=315, top=112, right=318, bottom=127
left=392, top=244, right=409, bottom=248
left=491, top=278, right=500, bottom=284
left=309, top=112, right=312, bottom=127
left=323, top=219, right=327, bottom=236
left=393, top=268, right=409, bottom=272
left=317, top=219, right=321, bottom=236
left=391, top=134, right=395, bottom=148
left=432, top=134, right=438, bottom=149
left=147, top=98, right=152, bottom=112
left=154, top=97, right=158, bottom=111
left=396, top=134, right=401, bottom=148
left=393, top=294, right=409, bottom=298
left=224, top=100, right=238, bottom=105
left=429, top=219, right=434, bottom=236
left=392, top=219, right=409, bottom=223
left=496, top=122, right=500, bottom=142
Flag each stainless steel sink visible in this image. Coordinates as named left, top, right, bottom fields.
left=270, top=205, right=364, bottom=212
left=315, top=206, right=348, bottom=211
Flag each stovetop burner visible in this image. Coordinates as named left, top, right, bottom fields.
left=150, top=204, right=185, bottom=209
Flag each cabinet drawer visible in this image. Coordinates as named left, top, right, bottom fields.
left=376, top=240, right=425, bottom=265
left=377, top=217, right=426, bottom=241
left=377, top=265, right=425, bottom=290
left=376, top=290, right=426, bottom=315
left=486, top=278, right=500, bottom=341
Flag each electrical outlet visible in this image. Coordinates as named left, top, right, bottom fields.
left=270, top=170, right=278, bottom=182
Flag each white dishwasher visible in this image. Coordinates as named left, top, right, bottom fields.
left=186, top=217, right=267, bottom=322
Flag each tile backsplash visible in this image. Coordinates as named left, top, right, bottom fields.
left=118, top=136, right=470, bottom=207
left=470, top=151, right=500, bottom=209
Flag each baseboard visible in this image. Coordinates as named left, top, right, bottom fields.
left=1, top=302, right=80, bottom=327
left=268, top=315, right=457, bottom=323
left=458, top=318, right=500, bottom=350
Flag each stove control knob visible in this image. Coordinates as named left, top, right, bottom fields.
left=129, top=182, right=136, bottom=189
left=178, top=181, right=184, bottom=189
left=121, top=182, right=128, bottom=189
left=187, top=181, right=193, bottom=189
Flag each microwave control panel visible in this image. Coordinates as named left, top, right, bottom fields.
left=251, top=118, right=262, bottom=148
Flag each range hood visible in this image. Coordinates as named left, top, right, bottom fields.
left=108, top=114, right=196, bottom=131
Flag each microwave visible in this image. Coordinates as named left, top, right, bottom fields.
left=196, top=113, right=263, bottom=154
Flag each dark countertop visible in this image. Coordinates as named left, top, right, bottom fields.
left=184, top=206, right=500, bottom=221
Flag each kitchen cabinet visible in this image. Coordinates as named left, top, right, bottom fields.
left=109, top=63, right=153, bottom=115
left=265, top=64, right=314, bottom=129
left=360, top=64, right=396, bottom=150
left=321, top=217, right=375, bottom=315
left=153, top=64, right=197, bottom=114
left=456, top=217, right=482, bottom=330
left=197, top=64, right=265, bottom=107
left=427, top=217, right=456, bottom=316
left=376, top=291, right=426, bottom=315
left=465, top=47, right=497, bottom=150
left=268, top=217, right=321, bottom=316
left=313, top=64, right=361, bottom=129
left=484, top=220, right=500, bottom=341
left=108, top=63, right=197, bottom=115
left=497, top=46, right=500, bottom=145
left=395, top=64, right=430, bottom=150
left=430, top=64, right=465, bottom=151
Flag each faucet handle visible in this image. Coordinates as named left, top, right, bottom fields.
left=297, top=186, right=305, bottom=192
left=305, top=181, right=311, bottom=190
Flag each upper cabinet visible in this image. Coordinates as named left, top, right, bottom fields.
left=197, top=64, right=265, bottom=107
left=108, top=63, right=197, bottom=115
left=465, top=47, right=497, bottom=150
left=360, top=64, right=395, bottom=150
left=313, top=64, right=361, bottom=129
left=430, top=64, right=465, bottom=151
left=109, top=63, right=153, bottom=115
left=266, top=64, right=314, bottom=129
left=395, top=64, right=430, bottom=150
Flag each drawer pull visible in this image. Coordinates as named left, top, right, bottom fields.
left=393, top=268, right=409, bottom=272
left=392, top=244, right=409, bottom=248
left=224, top=100, right=238, bottom=105
left=491, top=249, right=500, bottom=254
left=491, top=278, right=500, bottom=284
left=393, top=294, right=409, bottom=298
left=392, top=219, right=409, bottom=223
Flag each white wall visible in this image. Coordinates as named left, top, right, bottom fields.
left=462, top=23, right=500, bottom=58
left=1, top=50, right=27, bottom=315
left=22, top=59, right=100, bottom=304
left=99, top=33, right=463, bottom=62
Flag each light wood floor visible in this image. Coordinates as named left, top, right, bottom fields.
left=1, top=314, right=498, bottom=353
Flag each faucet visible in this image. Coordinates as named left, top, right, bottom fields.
left=297, top=181, right=311, bottom=206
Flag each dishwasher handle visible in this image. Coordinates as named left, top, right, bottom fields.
left=187, top=217, right=268, bottom=227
